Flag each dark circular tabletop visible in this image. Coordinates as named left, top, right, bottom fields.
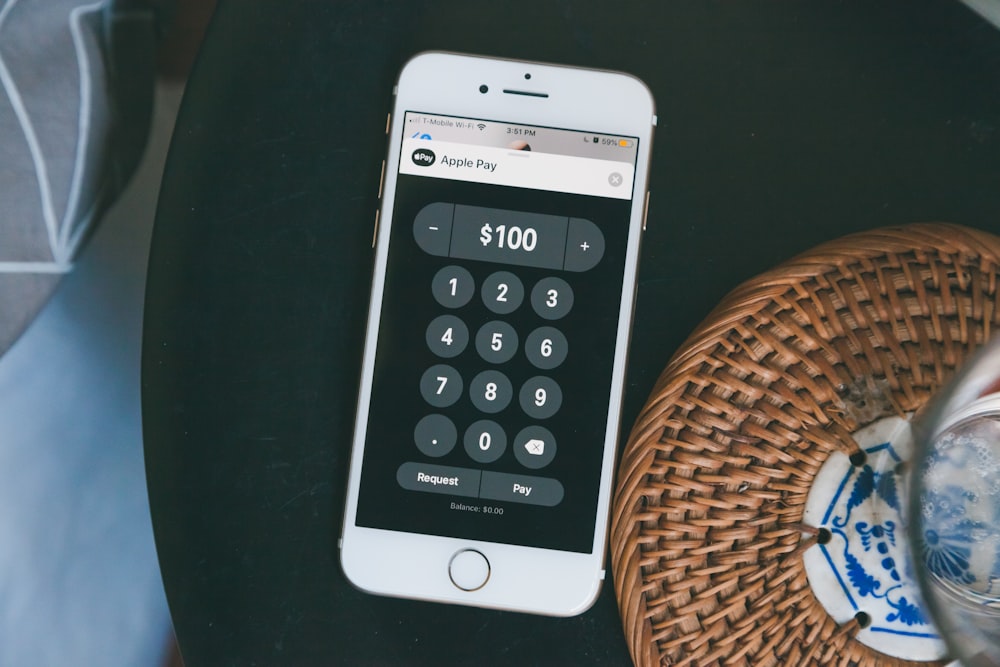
left=142, top=2, right=1000, bottom=665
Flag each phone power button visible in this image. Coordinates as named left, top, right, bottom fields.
left=448, top=549, right=490, bottom=591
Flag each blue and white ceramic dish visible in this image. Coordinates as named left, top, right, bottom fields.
left=803, top=417, right=948, bottom=662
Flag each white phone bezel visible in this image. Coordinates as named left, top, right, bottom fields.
left=340, top=51, right=655, bottom=617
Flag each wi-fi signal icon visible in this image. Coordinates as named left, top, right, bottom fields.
left=477, top=123, right=487, bottom=131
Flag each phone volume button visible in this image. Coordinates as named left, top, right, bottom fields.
left=642, top=190, right=650, bottom=231
left=377, top=160, right=386, bottom=199
left=372, top=209, right=380, bottom=249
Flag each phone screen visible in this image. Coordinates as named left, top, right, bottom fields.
left=355, top=111, right=641, bottom=554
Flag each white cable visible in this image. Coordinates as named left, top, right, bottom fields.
left=59, top=1, right=107, bottom=261
left=0, top=0, right=62, bottom=263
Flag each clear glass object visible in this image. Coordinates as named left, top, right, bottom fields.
left=910, top=336, right=1000, bottom=666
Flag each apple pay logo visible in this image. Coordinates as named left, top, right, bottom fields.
left=412, top=148, right=436, bottom=167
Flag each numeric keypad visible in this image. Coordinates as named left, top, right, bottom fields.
left=417, top=268, right=575, bottom=472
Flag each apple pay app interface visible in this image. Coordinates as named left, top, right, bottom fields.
left=356, top=112, right=639, bottom=553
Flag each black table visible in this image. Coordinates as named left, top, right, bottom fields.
left=143, top=2, right=1000, bottom=664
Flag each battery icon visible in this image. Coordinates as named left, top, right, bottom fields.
left=618, top=139, right=633, bottom=147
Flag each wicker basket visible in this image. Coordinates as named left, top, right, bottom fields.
left=611, top=223, right=1000, bottom=666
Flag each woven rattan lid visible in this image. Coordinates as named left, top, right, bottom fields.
left=611, top=223, right=1000, bottom=666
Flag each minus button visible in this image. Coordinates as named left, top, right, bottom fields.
left=413, top=202, right=455, bottom=257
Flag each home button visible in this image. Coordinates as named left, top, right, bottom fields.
left=448, top=549, right=490, bottom=591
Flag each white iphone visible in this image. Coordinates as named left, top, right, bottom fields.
left=340, top=51, right=655, bottom=617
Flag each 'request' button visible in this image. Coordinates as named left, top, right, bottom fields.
left=479, top=471, right=564, bottom=506
left=397, top=462, right=481, bottom=498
